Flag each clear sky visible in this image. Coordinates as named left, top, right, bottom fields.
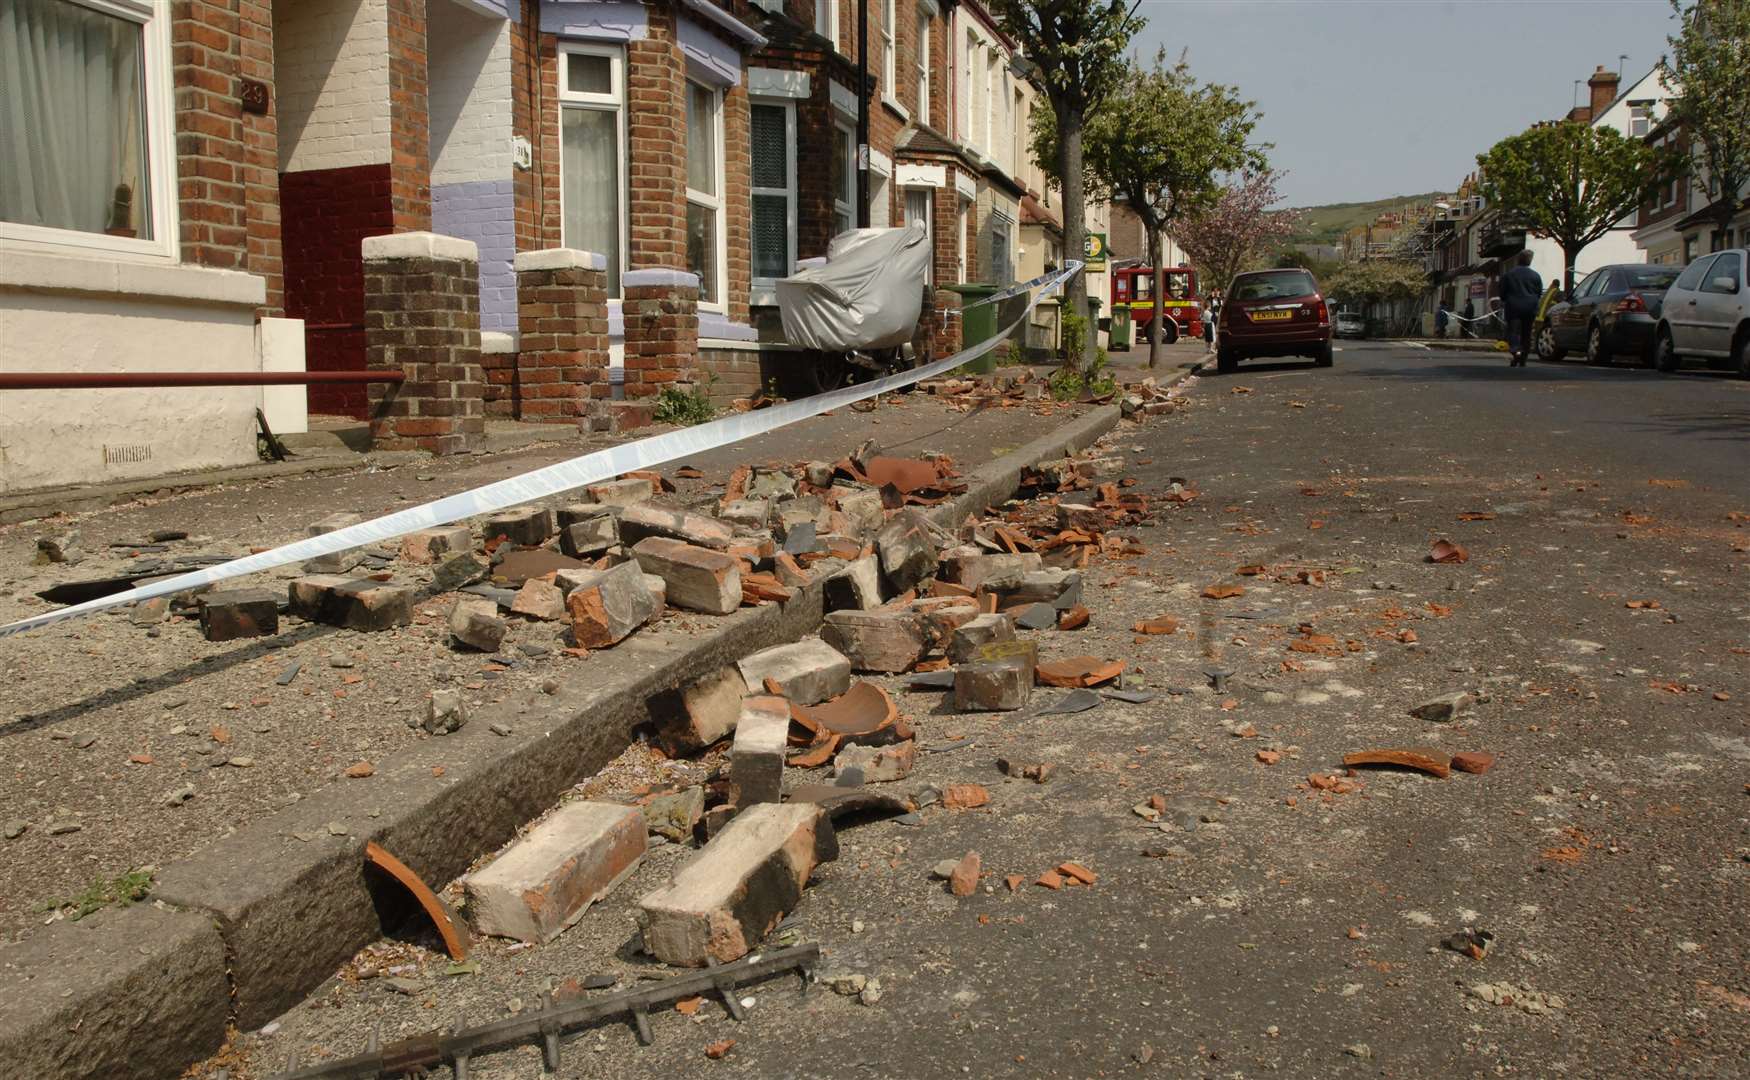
left=1125, top=0, right=1683, bottom=207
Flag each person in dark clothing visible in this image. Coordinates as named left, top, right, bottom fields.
left=1460, top=298, right=1476, bottom=338
left=1435, top=303, right=1451, bottom=338
left=1499, top=252, right=1544, bottom=366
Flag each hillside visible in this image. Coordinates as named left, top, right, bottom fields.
left=1287, top=191, right=1451, bottom=247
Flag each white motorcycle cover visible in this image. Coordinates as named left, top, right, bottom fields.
left=776, top=224, right=929, bottom=351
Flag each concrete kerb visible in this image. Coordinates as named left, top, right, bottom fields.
left=5, top=394, right=1149, bottom=1080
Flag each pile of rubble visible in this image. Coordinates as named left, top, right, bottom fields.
left=402, top=443, right=1159, bottom=978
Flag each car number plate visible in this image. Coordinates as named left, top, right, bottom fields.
left=1250, top=310, right=1292, bottom=322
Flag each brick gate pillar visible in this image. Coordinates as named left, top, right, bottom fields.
left=363, top=232, right=485, bottom=454
left=513, top=249, right=609, bottom=423
left=620, top=269, right=699, bottom=400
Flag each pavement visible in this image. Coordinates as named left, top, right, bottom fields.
left=17, top=340, right=1750, bottom=1078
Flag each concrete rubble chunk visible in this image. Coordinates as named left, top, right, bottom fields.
left=804, top=461, right=835, bottom=487
left=557, top=502, right=620, bottom=530
left=643, top=787, right=706, bottom=841
left=719, top=499, right=771, bottom=529
left=131, top=596, right=170, bottom=627
left=950, top=553, right=1042, bottom=593
left=773, top=496, right=829, bottom=539
left=875, top=510, right=938, bottom=591
left=511, top=578, right=567, bottom=621
left=737, top=639, right=852, bottom=706
left=731, top=696, right=791, bottom=806
left=658, top=666, right=747, bottom=754
left=558, top=512, right=619, bottom=558
left=955, top=657, right=1033, bottom=711
left=399, top=526, right=473, bottom=565
left=425, top=689, right=468, bottom=734
left=631, top=537, right=741, bottom=615
left=908, top=596, right=982, bottom=645
left=617, top=503, right=734, bottom=550
left=821, top=609, right=927, bottom=673
left=198, top=588, right=279, bottom=642
left=450, top=598, right=508, bottom=652
left=587, top=477, right=654, bottom=507
left=481, top=506, right=554, bottom=547
left=34, top=532, right=82, bottom=564
left=949, top=613, right=1017, bottom=663
left=1410, top=691, right=1475, bottom=722
left=637, top=802, right=838, bottom=967
left=464, top=801, right=646, bottom=944
left=832, top=740, right=916, bottom=782
left=824, top=554, right=883, bottom=611
left=304, top=511, right=366, bottom=573
left=833, top=486, right=886, bottom=536
left=747, top=468, right=798, bottom=501
left=565, top=561, right=662, bottom=648
left=1001, top=569, right=1084, bottom=610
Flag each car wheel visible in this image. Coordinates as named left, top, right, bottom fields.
left=1215, top=349, right=1238, bottom=374
left=1313, top=342, right=1334, bottom=367
left=1734, top=328, right=1750, bottom=378
left=1654, top=328, right=1681, bottom=373
left=1586, top=324, right=1609, bottom=366
left=801, top=353, right=853, bottom=395
left=1160, top=319, right=1180, bottom=346
left=1536, top=323, right=1566, bottom=362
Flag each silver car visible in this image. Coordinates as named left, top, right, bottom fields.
left=1654, top=248, right=1749, bottom=376
left=1333, top=311, right=1366, bottom=339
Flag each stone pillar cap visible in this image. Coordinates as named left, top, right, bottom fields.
left=514, top=248, right=608, bottom=273
left=622, top=268, right=702, bottom=290
left=362, top=232, right=480, bottom=262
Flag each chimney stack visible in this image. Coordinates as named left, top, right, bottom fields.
left=1587, top=64, right=1621, bottom=122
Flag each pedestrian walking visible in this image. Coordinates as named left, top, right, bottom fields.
left=1460, top=298, right=1476, bottom=339
left=1201, top=298, right=1215, bottom=348
left=1435, top=302, right=1451, bottom=338
left=1499, top=252, right=1543, bottom=367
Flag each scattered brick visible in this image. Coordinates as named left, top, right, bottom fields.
left=464, top=801, right=646, bottom=944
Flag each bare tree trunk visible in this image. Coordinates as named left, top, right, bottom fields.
left=1560, top=241, right=1581, bottom=295
left=1057, top=101, right=1093, bottom=373
left=1146, top=227, right=1163, bottom=369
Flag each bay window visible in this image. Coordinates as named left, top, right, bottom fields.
left=559, top=45, right=626, bottom=295
left=0, top=0, right=175, bottom=258
left=915, top=12, right=930, bottom=122
left=815, top=0, right=837, bottom=52
left=905, top=188, right=932, bottom=286
left=881, top=0, right=895, bottom=103
left=750, top=100, right=795, bottom=289
left=684, top=80, right=725, bottom=307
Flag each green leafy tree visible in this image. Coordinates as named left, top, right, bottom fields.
left=1067, top=53, right=1263, bottom=368
left=1476, top=122, right=1673, bottom=293
left=1323, top=260, right=1429, bottom=307
left=1661, top=0, right=1750, bottom=244
left=990, top=0, right=1145, bottom=372
left=1171, top=169, right=1299, bottom=307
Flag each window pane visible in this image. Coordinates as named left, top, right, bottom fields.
left=686, top=83, right=716, bottom=196
left=566, top=53, right=612, bottom=95
left=750, top=105, right=787, bottom=189
left=561, top=106, right=621, bottom=294
left=752, top=194, right=788, bottom=280
left=687, top=201, right=717, bottom=303
left=0, top=0, right=151, bottom=238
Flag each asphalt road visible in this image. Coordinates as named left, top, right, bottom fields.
left=224, top=341, right=1748, bottom=1079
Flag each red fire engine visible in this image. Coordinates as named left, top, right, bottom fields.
left=1112, top=266, right=1202, bottom=342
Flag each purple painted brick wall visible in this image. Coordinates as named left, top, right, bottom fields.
left=433, top=178, right=517, bottom=332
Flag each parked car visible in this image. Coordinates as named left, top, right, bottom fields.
left=1216, top=268, right=1333, bottom=372
left=1333, top=311, right=1366, bottom=339
left=1653, top=248, right=1750, bottom=376
left=1537, top=263, right=1682, bottom=366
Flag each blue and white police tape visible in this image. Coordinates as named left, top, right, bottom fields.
left=0, top=261, right=1084, bottom=639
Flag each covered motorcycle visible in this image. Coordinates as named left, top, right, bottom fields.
left=776, top=224, right=930, bottom=357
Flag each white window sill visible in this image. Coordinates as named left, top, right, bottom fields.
left=882, top=97, right=910, bottom=122
left=751, top=283, right=779, bottom=307
left=0, top=247, right=265, bottom=307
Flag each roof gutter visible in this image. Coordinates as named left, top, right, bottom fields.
left=678, top=0, right=766, bottom=48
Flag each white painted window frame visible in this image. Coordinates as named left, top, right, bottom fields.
left=557, top=42, right=628, bottom=300
left=815, top=0, right=839, bottom=53
left=749, top=97, right=797, bottom=302
left=0, top=0, right=178, bottom=262
left=834, top=122, right=856, bottom=236
left=881, top=0, right=896, bottom=100
left=915, top=11, right=930, bottom=122
left=684, top=78, right=728, bottom=312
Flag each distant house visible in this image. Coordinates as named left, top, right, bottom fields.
left=1633, top=114, right=1750, bottom=265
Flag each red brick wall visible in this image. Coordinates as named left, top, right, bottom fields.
left=723, top=82, right=751, bottom=325
left=281, top=165, right=394, bottom=418
left=627, top=11, right=687, bottom=271
left=386, top=0, right=432, bottom=232
left=365, top=252, right=486, bottom=453
left=237, top=0, right=282, bottom=314
left=511, top=8, right=553, bottom=253
left=171, top=1, right=249, bottom=272
left=516, top=262, right=610, bottom=422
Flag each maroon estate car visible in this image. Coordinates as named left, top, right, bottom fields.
left=1216, top=268, right=1334, bottom=373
